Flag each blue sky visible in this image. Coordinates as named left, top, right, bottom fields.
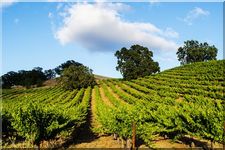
left=1, top=2, right=223, bottom=78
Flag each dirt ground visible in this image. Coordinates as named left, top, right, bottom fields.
left=70, top=135, right=122, bottom=148
left=69, top=135, right=223, bottom=148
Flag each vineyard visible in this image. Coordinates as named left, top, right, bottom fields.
left=1, top=60, right=225, bottom=148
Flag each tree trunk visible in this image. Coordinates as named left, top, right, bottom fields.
left=190, top=142, right=195, bottom=148
left=190, top=136, right=195, bottom=148
left=211, top=140, right=213, bottom=150
left=126, top=139, right=132, bottom=148
left=113, top=133, right=118, bottom=140
left=121, top=138, right=126, bottom=148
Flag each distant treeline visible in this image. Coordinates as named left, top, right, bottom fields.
left=1, top=67, right=55, bottom=89
left=1, top=60, right=82, bottom=89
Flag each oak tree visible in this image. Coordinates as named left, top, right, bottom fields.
left=115, top=45, right=160, bottom=80
left=177, top=40, right=217, bottom=65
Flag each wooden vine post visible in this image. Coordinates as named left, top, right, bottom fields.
left=132, top=121, right=136, bottom=149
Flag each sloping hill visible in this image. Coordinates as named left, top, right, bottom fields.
left=105, top=60, right=224, bottom=101
left=2, top=60, right=224, bottom=148
left=94, top=60, right=224, bottom=147
left=94, top=74, right=112, bottom=80
left=41, top=74, right=111, bottom=88
left=127, top=60, right=224, bottom=100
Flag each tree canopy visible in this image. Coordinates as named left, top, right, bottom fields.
left=177, top=40, right=218, bottom=65
left=59, top=65, right=96, bottom=90
left=115, top=44, right=160, bottom=80
left=44, top=69, right=56, bottom=80
left=1, top=60, right=95, bottom=89
left=1, top=67, right=50, bottom=89
left=55, top=60, right=82, bottom=75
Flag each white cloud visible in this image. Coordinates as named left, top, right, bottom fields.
left=54, top=3, right=178, bottom=52
left=182, top=7, right=210, bottom=25
left=154, top=50, right=180, bottom=71
left=162, top=27, right=179, bottom=39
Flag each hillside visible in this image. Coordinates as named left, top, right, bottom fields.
left=2, top=60, right=224, bottom=148
left=94, top=74, right=112, bottom=80
left=94, top=60, right=224, bottom=146
left=40, top=74, right=111, bottom=88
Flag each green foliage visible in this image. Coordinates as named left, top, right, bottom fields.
left=54, top=60, right=83, bottom=75
left=177, top=40, right=217, bottom=65
left=1, top=111, right=15, bottom=135
left=2, top=86, right=91, bottom=148
left=1, top=60, right=84, bottom=89
left=2, top=60, right=224, bottom=148
left=1, top=67, right=48, bottom=89
left=92, top=60, right=224, bottom=147
left=44, top=69, right=56, bottom=80
left=115, top=44, right=160, bottom=80
left=60, top=65, right=96, bottom=90
left=11, top=102, right=64, bottom=146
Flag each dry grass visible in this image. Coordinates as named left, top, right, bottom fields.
left=99, top=86, right=114, bottom=107
left=90, top=88, right=102, bottom=129
left=43, top=79, right=57, bottom=87
left=106, top=84, right=131, bottom=107
left=70, top=135, right=122, bottom=148
left=176, top=97, right=184, bottom=103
